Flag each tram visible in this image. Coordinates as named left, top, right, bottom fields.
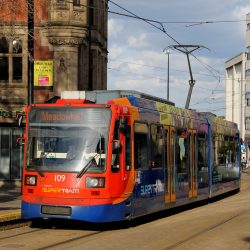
left=21, top=90, right=241, bottom=222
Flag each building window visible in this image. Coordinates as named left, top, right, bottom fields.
left=246, top=92, right=250, bottom=106
left=246, top=117, right=250, bottom=130
left=247, top=47, right=250, bottom=60
left=0, top=127, right=24, bottom=180
left=0, top=37, right=8, bottom=53
left=89, top=0, right=94, bottom=26
left=246, top=69, right=250, bottom=77
left=73, top=0, right=80, bottom=6
left=0, top=37, right=23, bottom=83
left=247, top=23, right=250, bottom=30
left=13, top=57, right=22, bottom=80
left=0, top=37, right=9, bottom=81
left=0, top=57, right=8, bottom=81
left=57, top=0, right=66, bottom=4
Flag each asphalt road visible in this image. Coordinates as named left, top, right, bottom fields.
left=0, top=172, right=250, bottom=250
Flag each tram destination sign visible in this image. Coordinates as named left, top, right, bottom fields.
left=29, top=107, right=110, bottom=126
left=29, top=108, right=84, bottom=124
left=40, top=111, right=82, bottom=122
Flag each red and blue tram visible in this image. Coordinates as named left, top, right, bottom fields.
left=21, top=90, right=241, bottom=222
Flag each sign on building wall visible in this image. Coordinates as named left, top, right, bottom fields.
left=34, top=61, right=53, bottom=86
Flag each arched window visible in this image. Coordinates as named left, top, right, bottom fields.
left=0, top=37, right=9, bottom=81
left=0, top=37, right=23, bottom=82
left=0, top=37, right=8, bottom=53
left=12, top=39, right=22, bottom=81
left=13, top=39, right=22, bottom=54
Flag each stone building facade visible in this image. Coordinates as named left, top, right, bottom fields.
left=0, top=0, right=108, bottom=182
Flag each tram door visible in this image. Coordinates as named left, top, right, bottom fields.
left=188, top=130, right=198, bottom=198
left=164, top=126, right=176, bottom=203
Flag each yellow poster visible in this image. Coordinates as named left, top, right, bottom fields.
left=34, top=60, right=53, bottom=86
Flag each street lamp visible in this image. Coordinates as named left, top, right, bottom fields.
left=163, top=48, right=170, bottom=101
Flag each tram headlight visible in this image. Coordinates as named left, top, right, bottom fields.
left=25, top=175, right=37, bottom=186
left=86, top=177, right=105, bottom=188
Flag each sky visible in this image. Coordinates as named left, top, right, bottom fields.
left=107, top=0, right=250, bottom=116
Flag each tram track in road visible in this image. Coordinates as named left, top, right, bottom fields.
left=36, top=231, right=102, bottom=250
left=0, top=218, right=130, bottom=250
left=164, top=210, right=250, bottom=250
left=0, top=219, right=116, bottom=250
left=33, top=219, right=132, bottom=250
left=0, top=227, right=42, bottom=240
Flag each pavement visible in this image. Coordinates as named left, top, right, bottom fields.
left=0, top=167, right=250, bottom=226
left=0, top=183, right=21, bottom=224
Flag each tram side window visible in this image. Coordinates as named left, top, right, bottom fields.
left=198, top=133, right=207, bottom=171
left=125, top=125, right=131, bottom=170
left=224, top=136, right=238, bottom=165
left=212, top=135, right=219, bottom=167
left=134, top=122, right=148, bottom=169
left=214, top=134, right=237, bottom=166
left=212, top=134, right=222, bottom=183
left=112, top=120, right=120, bottom=171
left=213, top=134, right=239, bottom=183
left=198, top=133, right=208, bottom=187
left=175, top=130, right=188, bottom=175
left=150, top=124, right=163, bottom=168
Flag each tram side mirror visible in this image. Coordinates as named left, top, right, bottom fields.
left=111, top=163, right=120, bottom=172
left=111, top=141, right=120, bottom=172
left=16, top=137, right=25, bottom=147
left=16, top=113, right=23, bottom=127
left=112, top=140, right=121, bottom=152
left=125, top=165, right=131, bottom=171
left=119, top=117, right=127, bottom=131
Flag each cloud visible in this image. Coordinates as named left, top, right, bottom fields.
left=108, top=19, right=124, bottom=38
left=231, top=5, right=250, bottom=38
left=232, top=5, right=250, bottom=19
left=108, top=44, right=125, bottom=59
left=127, top=33, right=148, bottom=49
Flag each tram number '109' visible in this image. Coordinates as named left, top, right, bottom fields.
left=55, top=175, right=66, bottom=182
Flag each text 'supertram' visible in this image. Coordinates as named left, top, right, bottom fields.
left=21, top=90, right=241, bottom=222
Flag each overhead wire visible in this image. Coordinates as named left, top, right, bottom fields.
left=109, top=58, right=250, bottom=85
left=108, top=66, right=222, bottom=92
left=108, top=0, right=226, bottom=106
left=109, top=0, right=197, bottom=50
left=108, top=64, right=247, bottom=110
left=109, top=58, right=227, bottom=79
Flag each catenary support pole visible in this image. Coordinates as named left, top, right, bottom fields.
left=27, top=0, right=34, bottom=105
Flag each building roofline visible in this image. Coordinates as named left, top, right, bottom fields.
left=225, top=52, right=245, bottom=64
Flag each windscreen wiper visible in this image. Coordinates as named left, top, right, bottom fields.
left=76, top=151, right=102, bottom=178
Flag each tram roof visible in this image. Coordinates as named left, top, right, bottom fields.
left=61, top=90, right=175, bottom=106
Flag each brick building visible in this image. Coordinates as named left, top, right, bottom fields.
left=0, top=0, right=108, bottom=182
